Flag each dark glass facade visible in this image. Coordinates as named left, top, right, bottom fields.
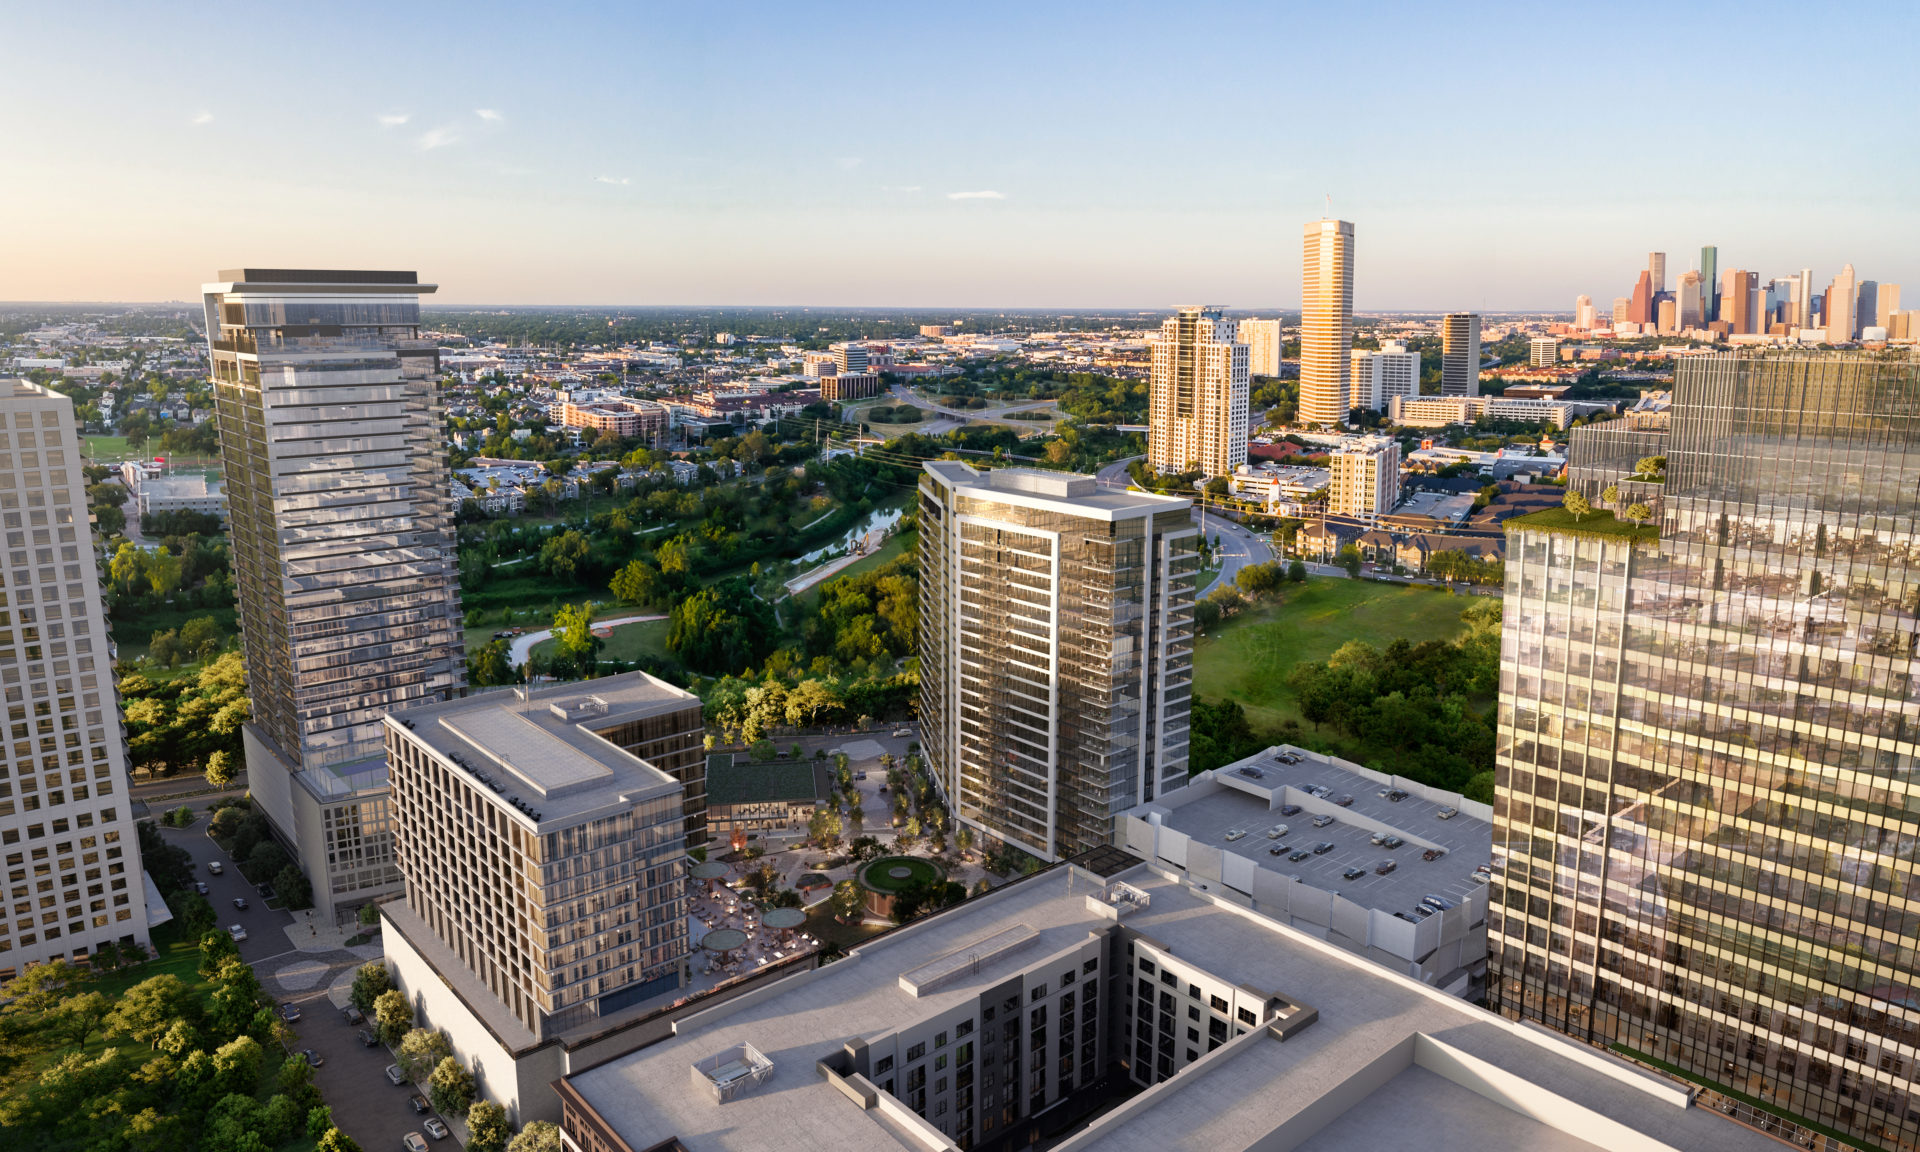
left=1492, top=352, right=1920, bottom=1152
left=918, top=463, right=1196, bottom=862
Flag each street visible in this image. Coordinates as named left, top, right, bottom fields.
left=155, top=817, right=458, bottom=1151
left=1093, top=457, right=1272, bottom=597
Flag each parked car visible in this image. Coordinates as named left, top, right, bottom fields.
left=232, top=896, right=249, bottom=910
left=1312, top=841, right=1336, bottom=855
left=258, top=884, right=275, bottom=900
left=386, top=1064, right=408, bottom=1086
left=194, top=881, right=209, bottom=895
left=1269, top=846, right=1289, bottom=856
left=1342, top=866, right=1367, bottom=880
left=404, top=1135, right=429, bottom=1152
left=854, top=772, right=867, bottom=780
left=1311, top=814, right=1335, bottom=828
left=1223, top=830, right=1246, bottom=842
left=298, top=1048, right=324, bottom=1068
left=1422, top=847, right=1446, bottom=862
left=408, top=1095, right=431, bottom=1114
left=1436, top=806, right=1458, bottom=820
left=1386, top=789, right=1409, bottom=802
left=1287, top=849, right=1311, bottom=862
left=893, top=727, right=912, bottom=738
left=1470, top=872, right=1491, bottom=884
left=1333, top=795, right=1354, bottom=807
left=207, top=861, right=223, bottom=875
left=279, top=1002, right=301, bottom=1022
left=344, top=1005, right=365, bottom=1026
left=1422, top=894, right=1454, bottom=910
left=1382, top=836, right=1404, bottom=849
left=1265, top=824, right=1289, bottom=839
left=227, top=924, right=247, bottom=942
left=357, top=1028, right=379, bottom=1047
left=1279, top=804, right=1302, bottom=817
left=1375, top=860, right=1398, bottom=875
left=1237, top=766, right=1264, bottom=779
left=423, top=1118, right=450, bottom=1140
left=1369, top=831, right=1387, bottom=845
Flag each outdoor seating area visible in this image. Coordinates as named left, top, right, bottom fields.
left=689, top=872, right=822, bottom=976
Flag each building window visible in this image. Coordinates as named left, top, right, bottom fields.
left=1210, top=995, right=1229, bottom=1013
left=875, top=1055, right=894, bottom=1075
left=1237, top=1007, right=1256, bottom=1026
left=908, top=1042, right=926, bottom=1061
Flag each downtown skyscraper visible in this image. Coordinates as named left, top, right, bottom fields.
left=1148, top=306, right=1248, bottom=479
left=1299, top=219, right=1355, bottom=427
left=1491, top=351, right=1920, bottom=1152
left=1441, top=312, right=1482, bottom=396
left=204, top=268, right=466, bottom=918
left=917, top=461, right=1196, bottom=863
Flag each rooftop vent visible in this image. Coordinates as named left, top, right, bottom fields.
left=550, top=695, right=611, bottom=722
left=899, top=924, right=1037, bottom=997
left=692, top=1042, right=773, bottom=1104
left=1099, top=882, right=1151, bottom=916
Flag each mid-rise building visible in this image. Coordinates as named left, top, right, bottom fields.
left=555, top=851, right=1782, bottom=1152
left=1349, top=340, right=1419, bottom=411
left=820, top=372, right=883, bottom=402
left=1827, top=263, right=1858, bottom=341
left=1877, top=283, right=1903, bottom=330
left=1574, top=294, right=1595, bottom=330
left=1146, top=306, right=1248, bottom=479
left=1529, top=336, right=1560, bottom=368
left=559, top=398, right=669, bottom=443
left=1647, top=250, right=1666, bottom=295
left=1629, top=271, right=1653, bottom=325
left=0, top=380, right=152, bottom=976
left=801, top=351, right=836, bottom=378
left=1612, top=296, right=1631, bottom=326
left=831, top=342, right=869, bottom=374
left=1719, top=269, right=1757, bottom=334
left=917, top=462, right=1197, bottom=862
left=1234, top=317, right=1283, bottom=378
left=1676, top=270, right=1703, bottom=331
left=204, top=268, right=466, bottom=918
left=380, top=673, right=704, bottom=1122
left=126, top=471, right=226, bottom=523
left=1856, top=279, right=1879, bottom=341
left=1792, top=267, right=1815, bottom=329
left=1440, top=312, right=1481, bottom=396
left=1656, top=298, right=1677, bottom=335
left=1327, top=435, right=1400, bottom=516
left=919, top=324, right=953, bottom=338
left=1492, top=351, right=1920, bottom=1152
left=1299, top=219, right=1355, bottom=427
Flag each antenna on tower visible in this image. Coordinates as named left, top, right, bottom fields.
left=1325, top=192, right=1332, bottom=217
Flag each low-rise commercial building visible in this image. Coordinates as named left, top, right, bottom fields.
left=704, top=753, right=831, bottom=844
left=1226, top=464, right=1328, bottom=514
left=820, top=372, right=883, bottom=401
left=556, top=850, right=1780, bottom=1152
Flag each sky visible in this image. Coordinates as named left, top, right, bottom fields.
left=3, top=1, right=1917, bottom=310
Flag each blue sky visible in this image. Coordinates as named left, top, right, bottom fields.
left=2, top=1, right=1915, bottom=308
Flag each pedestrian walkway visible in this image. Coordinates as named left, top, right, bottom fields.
left=283, top=908, right=382, bottom=959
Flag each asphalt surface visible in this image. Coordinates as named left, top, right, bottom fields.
left=1092, top=457, right=1273, bottom=597
left=157, top=819, right=458, bottom=1150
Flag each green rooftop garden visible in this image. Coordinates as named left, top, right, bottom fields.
left=1504, top=505, right=1660, bottom=543
left=858, top=855, right=943, bottom=893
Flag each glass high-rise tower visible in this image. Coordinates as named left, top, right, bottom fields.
left=203, top=269, right=465, bottom=918
left=917, top=461, right=1197, bottom=862
left=1492, top=351, right=1920, bottom=1152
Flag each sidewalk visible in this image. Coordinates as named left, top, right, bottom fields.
left=283, top=907, right=382, bottom=957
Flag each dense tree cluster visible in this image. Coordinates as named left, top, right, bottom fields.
left=117, top=653, right=249, bottom=778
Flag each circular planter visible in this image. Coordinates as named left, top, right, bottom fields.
left=857, top=855, right=945, bottom=919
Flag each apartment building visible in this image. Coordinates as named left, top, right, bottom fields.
left=1299, top=220, right=1356, bottom=427
left=558, top=398, right=669, bottom=443
left=1529, top=336, right=1560, bottom=367
left=917, top=462, right=1197, bottom=863
left=1327, top=436, right=1400, bottom=517
left=203, top=268, right=466, bottom=918
left=0, top=381, right=150, bottom=975
left=1492, top=351, right=1920, bottom=1152
left=1349, top=340, right=1419, bottom=411
left=557, top=853, right=1779, bottom=1152
left=1147, top=306, right=1248, bottom=479
left=1234, top=317, right=1283, bottom=378
left=380, top=673, right=704, bottom=1120
left=1441, top=312, right=1482, bottom=396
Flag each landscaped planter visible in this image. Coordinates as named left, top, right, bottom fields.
left=857, top=855, right=945, bottom=920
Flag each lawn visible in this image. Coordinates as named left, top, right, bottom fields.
left=859, top=855, right=943, bottom=893
left=112, top=603, right=238, bottom=661
left=1505, top=505, right=1659, bottom=543
left=793, top=529, right=916, bottom=609
left=1192, top=576, right=1472, bottom=731
left=529, top=615, right=671, bottom=664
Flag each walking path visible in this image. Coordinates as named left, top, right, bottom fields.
left=507, top=611, right=666, bottom=667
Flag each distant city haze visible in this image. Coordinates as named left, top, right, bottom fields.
left=1, top=2, right=1915, bottom=307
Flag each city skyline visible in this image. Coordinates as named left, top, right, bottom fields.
left=2, top=4, right=1917, bottom=307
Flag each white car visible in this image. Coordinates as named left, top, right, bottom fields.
left=228, top=924, right=248, bottom=942
left=1223, top=830, right=1246, bottom=842
left=1265, top=825, right=1289, bottom=839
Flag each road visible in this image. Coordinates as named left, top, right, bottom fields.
left=156, top=819, right=454, bottom=1150
left=888, top=385, right=1060, bottom=433
left=1093, top=457, right=1273, bottom=597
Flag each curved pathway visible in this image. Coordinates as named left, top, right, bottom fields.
left=507, top=611, right=667, bottom=667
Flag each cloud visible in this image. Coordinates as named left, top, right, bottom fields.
left=377, top=112, right=411, bottom=127
left=190, top=111, right=214, bottom=126
left=417, top=126, right=460, bottom=150
left=594, top=176, right=630, bottom=186
left=946, top=190, right=1005, bottom=200
left=881, top=185, right=923, bottom=193
left=475, top=108, right=503, bottom=122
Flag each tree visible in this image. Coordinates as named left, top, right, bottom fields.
left=307, top=1106, right=336, bottom=1140
left=107, top=973, right=198, bottom=1048
left=1235, top=560, right=1282, bottom=596
left=199, top=927, right=241, bottom=979
left=210, top=1034, right=265, bottom=1098
left=808, top=806, right=842, bottom=848
left=274, top=863, right=313, bottom=910
left=609, top=559, right=664, bottom=606
left=318, top=1128, right=364, bottom=1152
left=54, top=990, right=112, bottom=1052
left=201, top=747, right=238, bottom=789
left=374, top=987, right=413, bottom=1046
left=829, top=878, right=863, bottom=921
left=350, top=961, right=393, bottom=1014
left=468, top=639, right=515, bottom=687
left=397, top=1027, right=454, bottom=1081
left=4, top=956, right=89, bottom=1016
left=207, top=958, right=265, bottom=1040
left=1600, top=483, right=1620, bottom=509
left=539, top=529, right=591, bottom=581
left=1286, top=558, right=1307, bottom=583
left=467, top=1099, right=512, bottom=1152
left=1561, top=489, right=1591, bottom=522
left=550, top=601, right=603, bottom=678
left=1624, top=502, right=1653, bottom=526
left=1633, top=454, right=1666, bottom=477
left=1334, top=543, right=1362, bottom=578
left=509, top=1121, right=565, bottom=1152
left=429, top=1055, right=476, bottom=1115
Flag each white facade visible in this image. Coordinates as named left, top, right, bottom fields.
left=1574, top=294, right=1595, bottom=330
left=1348, top=340, right=1419, bottom=411
left=1147, top=307, right=1248, bottom=479
left=0, top=381, right=152, bottom=975
left=1528, top=336, right=1559, bottom=368
left=1234, top=318, right=1283, bottom=378
left=1327, top=436, right=1400, bottom=516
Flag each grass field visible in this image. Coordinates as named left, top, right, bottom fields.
left=112, top=603, right=238, bottom=661
left=1192, top=576, right=1472, bottom=731
left=529, top=615, right=671, bottom=664
left=792, top=529, right=916, bottom=609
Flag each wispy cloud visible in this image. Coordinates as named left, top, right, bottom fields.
left=377, top=112, right=411, bottom=127
left=190, top=111, right=214, bottom=126
left=418, top=126, right=460, bottom=150
left=475, top=108, right=503, bottom=122
left=836, top=157, right=863, bottom=171
left=947, top=190, right=1005, bottom=201
left=594, top=175, right=630, bottom=186
left=881, top=185, right=923, bottom=193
